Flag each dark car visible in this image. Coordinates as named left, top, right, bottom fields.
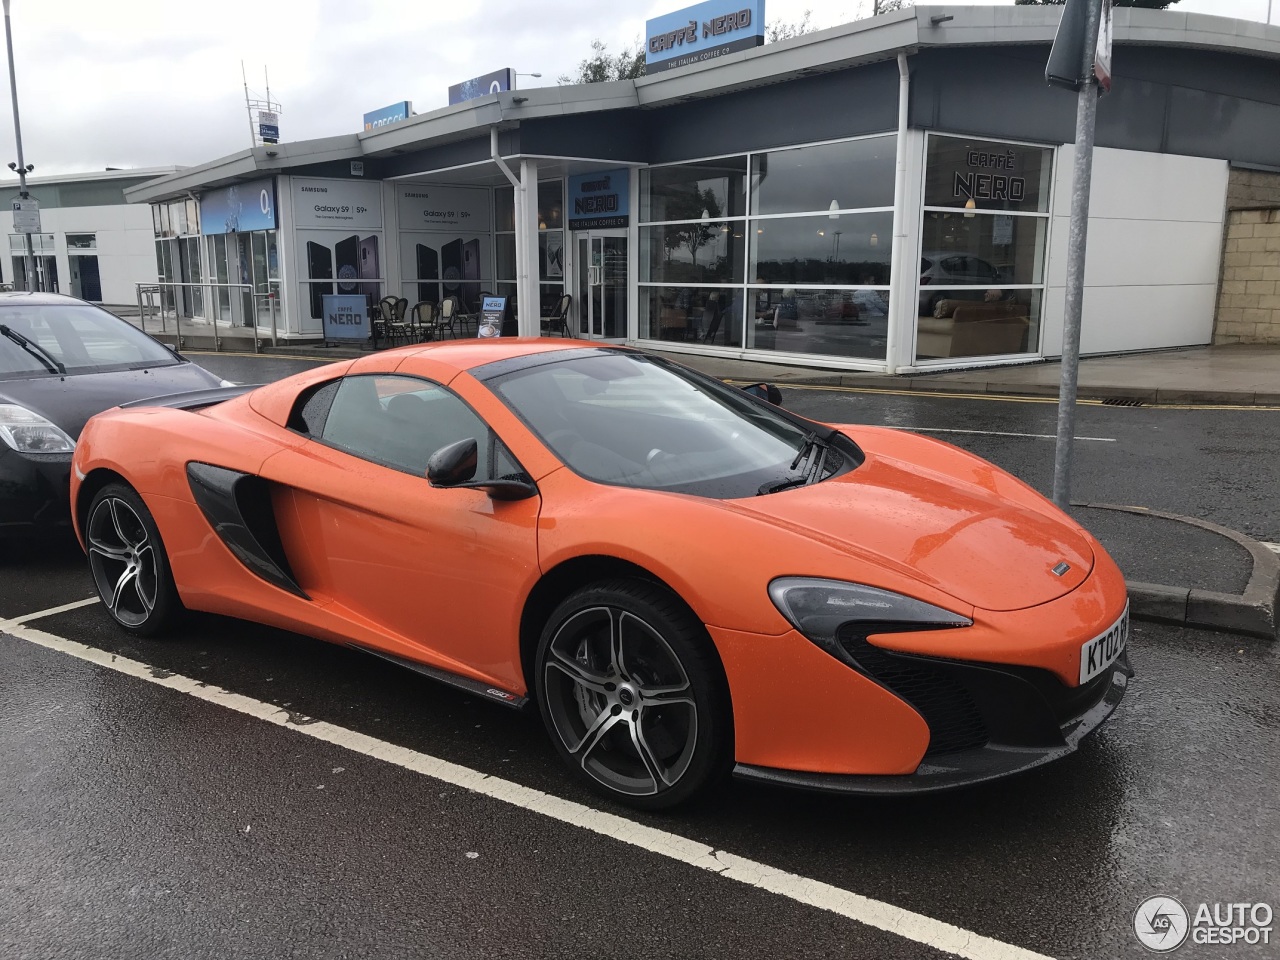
left=0, top=292, right=226, bottom=536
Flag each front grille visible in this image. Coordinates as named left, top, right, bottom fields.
left=838, top=631, right=989, bottom=756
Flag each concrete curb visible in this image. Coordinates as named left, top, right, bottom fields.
left=1075, top=502, right=1280, bottom=641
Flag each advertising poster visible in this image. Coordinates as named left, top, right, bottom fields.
left=201, top=177, right=277, bottom=235
left=291, top=178, right=384, bottom=231
left=477, top=296, right=508, bottom=338
left=397, top=184, right=492, bottom=310
left=321, top=294, right=371, bottom=341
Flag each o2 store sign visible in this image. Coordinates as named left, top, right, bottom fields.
left=448, top=68, right=514, bottom=106
left=200, top=177, right=277, bottom=235
left=645, top=0, right=764, bottom=73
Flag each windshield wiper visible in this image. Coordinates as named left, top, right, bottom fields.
left=757, top=429, right=838, bottom=495
left=0, top=324, right=64, bottom=375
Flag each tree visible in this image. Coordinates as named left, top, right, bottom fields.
left=1014, top=0, right=1180, bottom=7
left=767, top=10, right=815, bottom=42
left=558, top=39, right=645, bottom=84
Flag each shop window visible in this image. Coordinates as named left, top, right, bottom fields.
left=640, top=223, right=744, bottom=285
left=641, top=157, right=748, bottom=223
left=639, top=286, right=744, bottom=344
left=750, top=211, right=893, bottom=286
left=67, top=233, right=97, bottom=250
left=750, top=136, right=896, bottom=216
left=924, top=136, right=1053, bottom=214
left=916, top=135, right=1053, bottom=362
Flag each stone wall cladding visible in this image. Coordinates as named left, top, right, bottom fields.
left=1215, top=168, right=1280, bottom=345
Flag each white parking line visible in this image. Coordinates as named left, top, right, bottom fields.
left=2, top=609, right=1053, bottom=960
left=0, top=596, right=99, bottom=628
left=892, top=427, right=1116, bottom=443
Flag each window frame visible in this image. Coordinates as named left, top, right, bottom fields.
left=287, top=372, right=525, bottom=483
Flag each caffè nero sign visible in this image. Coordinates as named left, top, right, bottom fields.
left=645, top=0, right=765, bottom=73
left=954, top=149, right=1027, bottom=204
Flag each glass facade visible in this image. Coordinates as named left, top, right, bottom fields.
left=639, top=135, right=896, bottom=361
left=916, top=134, right=1054, bottom=362
left=495, top=179, right=566, bottom=319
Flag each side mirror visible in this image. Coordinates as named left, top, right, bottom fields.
left=427, top=438, right=537, bottom=501
left=427, top=438, right=478, bottom=486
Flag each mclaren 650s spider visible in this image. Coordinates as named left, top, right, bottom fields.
left=71, top=339, right=1131, bottom=809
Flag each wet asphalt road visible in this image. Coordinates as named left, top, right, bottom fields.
left=3, top=351, right=1279, bottom=959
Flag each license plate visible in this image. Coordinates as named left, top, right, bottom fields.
left=1079, top=603, right=1129, bottom=685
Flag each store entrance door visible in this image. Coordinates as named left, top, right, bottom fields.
left=574, top=231, right=627, bottom=339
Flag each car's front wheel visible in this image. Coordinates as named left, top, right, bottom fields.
left=535, top=579, right=732, bottom=809
left=85, top=482, right=182, bottom=637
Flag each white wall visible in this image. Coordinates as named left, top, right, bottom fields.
left=0, top=203, right=158, bottom=304
left=1042, top=147, right=1228, bottom=356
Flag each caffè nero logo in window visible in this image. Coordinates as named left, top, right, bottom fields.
left=955, top=149, right=1027, bottom=205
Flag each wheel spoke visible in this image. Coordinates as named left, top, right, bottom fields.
left=638, top=683, right=695, bottom=709
left=546, top=653, right=611, bottom=697
left=134, top=546, right=157, bottom=613
left=569, top=707, right=623, bottom=763
left=110, top=565, right=139, bottom=616
left=608, top=608, right=629, bottom=680
left=630, top=720, right=672, bottom=790
left=87, top=536, right=130, bottom=562
left=108, top=499, right=147, bottom=549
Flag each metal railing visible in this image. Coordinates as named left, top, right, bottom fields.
left=136, top=280, right=281, bottom=353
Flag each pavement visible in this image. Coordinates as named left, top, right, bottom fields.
left=133, top=317, right=1280, bottom=642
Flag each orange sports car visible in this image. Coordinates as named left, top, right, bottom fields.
left=70, top=340, right=1131, bottom=809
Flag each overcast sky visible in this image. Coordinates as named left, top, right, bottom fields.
left=0, top=0, right=1271, bottom=178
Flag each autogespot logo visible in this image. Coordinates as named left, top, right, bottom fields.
left=1134, top=896, right=1190, bottom=952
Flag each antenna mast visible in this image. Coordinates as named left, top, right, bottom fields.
left=241, top=61, right=281, bottom=149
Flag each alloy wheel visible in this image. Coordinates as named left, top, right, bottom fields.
left=542, top=604, right=699, bottom=797
left=87, top=496, right=159, bottom=628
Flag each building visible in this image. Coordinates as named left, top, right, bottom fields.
left=125, top=4, right=1280, bottom=371
left=1, top=167, right=178, bottom=303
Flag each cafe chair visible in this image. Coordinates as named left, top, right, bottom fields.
left=542, top=294, right=573, bottom=338
left=410, top=301, right=439, bottom=342
left=439, top=296, right=462, bottom=339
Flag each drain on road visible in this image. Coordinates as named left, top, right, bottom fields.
left=1101, top=397, right=1145, bottom=407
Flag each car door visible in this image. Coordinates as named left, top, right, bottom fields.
left=259, top=372, right=540, bottom=693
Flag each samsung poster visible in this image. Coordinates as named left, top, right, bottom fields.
left=291, top=177, right=384, bottom=231
left=396, top=184, right=492, bottom=312
left=396, top=184, right=490, bottom=231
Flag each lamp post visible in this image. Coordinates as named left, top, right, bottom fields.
left=2, top=0, right=37, bottom=291
left=513, top=72, right=542, bottom=90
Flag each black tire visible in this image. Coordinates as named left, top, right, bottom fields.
left=534, top=578, right=733, bottom=810
left=85, top=482, right=183, bottom=637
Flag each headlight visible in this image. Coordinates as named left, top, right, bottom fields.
left=0, top=404, right=76, bottom=454
left=768, top=577, right=971, bottom=654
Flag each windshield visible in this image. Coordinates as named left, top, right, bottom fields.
left=0, top=302, right=180, bottom=379
left=488, top=351, right=860, bottom=498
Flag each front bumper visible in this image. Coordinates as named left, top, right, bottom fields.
left=734, top=649, right=1132, bottom=796
left=0, top=446, right=74, bottom=534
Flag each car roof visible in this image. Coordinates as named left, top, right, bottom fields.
left=0, top=291, right=94, bottom=307
left=395, top=337, right=630, bottom=374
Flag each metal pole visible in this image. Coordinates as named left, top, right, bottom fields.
left=3, top=0, right=37, bottom=292
left=1051, top=0, right=1104, bottom=511
left=136, top=284, right=145, bottom=334
left=269, top=289, right=277, bottom=348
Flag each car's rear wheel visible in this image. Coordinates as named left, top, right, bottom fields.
left=86, top=483, right=181, bottom=637
left=535, top=579, right=732, bottom=809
